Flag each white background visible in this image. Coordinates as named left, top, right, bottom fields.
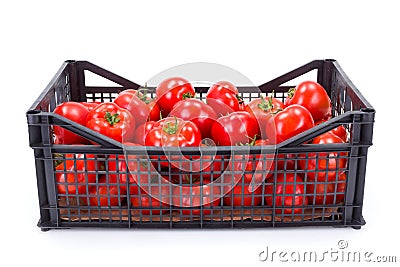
left=1, top=0, right=399, bottom=266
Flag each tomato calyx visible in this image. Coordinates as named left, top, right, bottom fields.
left=236, top=94, right=244, bottom=104
left=53, top=153, right=64, bottom=168
left=137, top=83, right=152, bottom=104
left=104, top=111, right=121, bottom=126
left=182, top=92, right=195, bottom=100
left=257, top=95, right=274, bottom=112
left=238, top=134, right=259, bottom=146
left=287, top=88, right=296, bottom=98
left=163, top=117, right=179, bottom=135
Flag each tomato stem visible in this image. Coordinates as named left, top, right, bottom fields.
left=287, top=87, right=296, bottom=98
left=105, top=111, right=121, bottom=126
left=137, top=83, right=151, bottom=104
left=163, top=116, right=179, bottom=135
left=53, top=153, right=64, bottom=168
left=182, top=92, right=194, bottom=99
left=236, top=94, right=244, bottom=104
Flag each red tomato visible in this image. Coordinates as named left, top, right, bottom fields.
left=223, top=179, right=263, bottom=207
left=285, top=81, right=331, bottom=122
left=265, top=173, right=307, bottom=214
left=211, top=111, right=259, bottom=146
left=306, top=172, right=346, bottom=205
left=114, top=90, right=150, bottom=126
left=147, top=99, right=162, bottom=121
left=245, top=96, right=284, bottom=139
left=315, top=119, right=348, bottom=142
left=206, top=81, right=243, bottom=117
left=145, top=117, right=202, bottom=168
left=299, top=132, right=347, bottom=182
left=133, top=121, right=156, bottom=145
left=331, top=126, right=347, bottom=142
left=172, top=184, right=221, bottom=215
left=145, top=117, right=201, bottom=147
left=88, top=175, right=126, bottom=207
left=53, top=102, right=89, bottom=144
left=79, top=102, right=102, bottom=112
left=155, top=77, right=195, bottom=116
left=56, top=153, right=99, bottom=195
left=169, top=98, right=217, bottom=139
left=86, top=102, right=135, bottom=143
left=267, top=104, right=314, bottom=144
left=130, top=186, right=170, bottom=215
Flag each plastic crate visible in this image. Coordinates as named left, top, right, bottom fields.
left=26, top=60, right=375, bottom=231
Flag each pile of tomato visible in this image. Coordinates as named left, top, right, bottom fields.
left=53, top=78, right=349, bottom=215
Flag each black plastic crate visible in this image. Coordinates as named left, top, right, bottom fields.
left=26, top=60, right=375, bottom=231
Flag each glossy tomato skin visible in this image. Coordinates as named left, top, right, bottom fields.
left=306, top=172, right=346, bottom=205
left=267, top=104, right=314, bottom=144
left=114, top=90, right=150, bottom=126
left=169, top=98, right=217, bottom=139
left=145, top=117, right=202, bottom=168
left=145, top=117, right=201, bottom=147
left=155, top=77, right=195, bottom=116
left=315, top=119, right=348, bottom=142
left=286, top=81, right=331, bottom=122
left=265, top=173, right=307, bottom=214
left=53, top=102, right=90, bottom=144
left=133, top=121, right=156, bottom=145
left=147, top=99, right=162, bottom=121
left=86, top=102, right=135, bottom=143
left=172, top=184, right=221, bottom=215
left=206, top=81, right=242, bottom=117
left=56, top=153, right=99, bottom=195
left=245, top=97, right=285, bottom=139
left=223, top=179, right=263, bottom=207
left=79, top=102, right=102, bottom=112
left=88, top=175, right=126, bottom=207
left=211, top=111, right=259, bottom=146
left=299, top=132, right=347, bottom=182
left=330, top=126, right=347, bottom=142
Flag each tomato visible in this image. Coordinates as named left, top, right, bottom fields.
left=79, top=102, right=102, bottom=112
left=53, top=102, right=90, bottom=144
left=206, top=81, right=243, bottom=117
left=145, top=117, right=202, bottom=168
left=330, top=126, right=347, bottom=142
left=315, top=119, right=348, bottom=142
left=299, top=132, right=347, bottom=182
left=211, top=111, right=259, bottom=146
left=223, top=179, right=263, bottom=207
left=172, top=184, right=221, bottom=215
left=88, top=175, right=126, bottom=207
left=265, top=173, right=307, bottom=214
left=245, top=96, right=284, bottom=139
left=130, top=186, right=170, bottom=215
left=56, top=153, right=100, bottom=195
left=86, top=102, right=135, bottom=143
left=306, top=172, right=346, bottom=205
left=148, top=99, right=162, bottom=121
left=267, top=104, right=314, bottom=144
left=155, top=77, right=195, bottom=116
left=285, top=81, right=331, bottom=122
left=145, top=117, right=201, bottom=147
left=114, top=90, right=150, bottom=126
left=169, top=98, right=217, bottom=139
left=133, top=121, right=156, bottom=145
